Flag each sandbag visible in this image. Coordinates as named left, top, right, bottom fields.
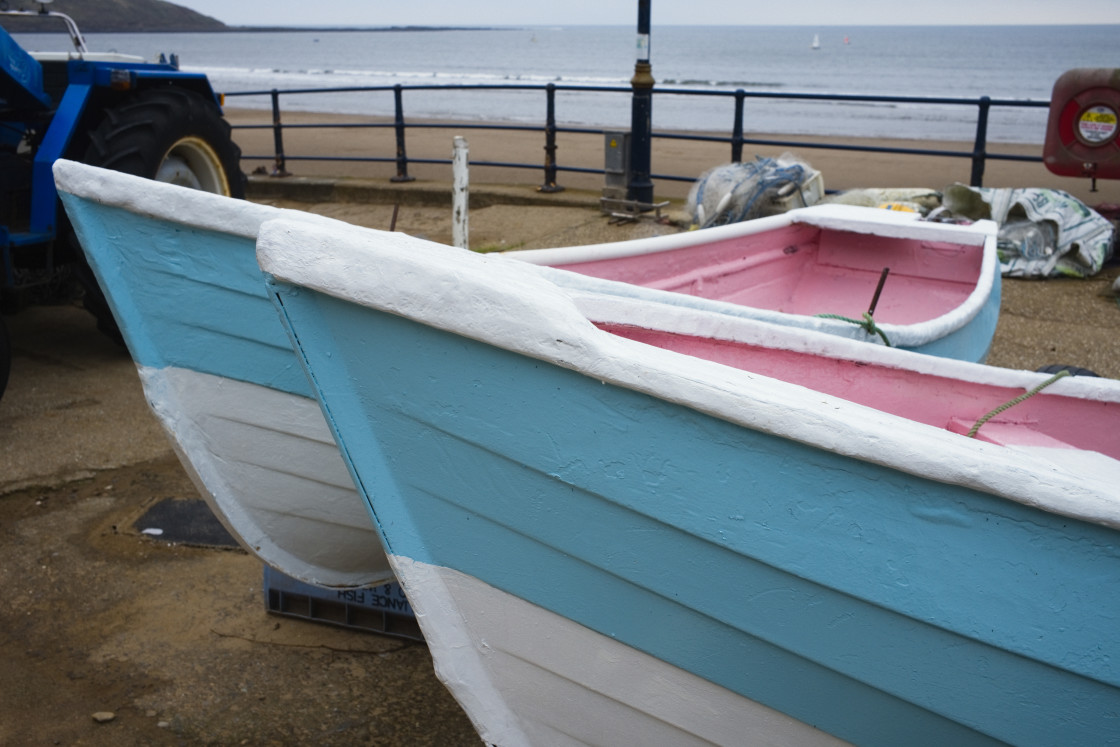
left=943, top=184, right=1115, bottom=277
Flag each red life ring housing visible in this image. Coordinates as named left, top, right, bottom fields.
left=1043, top=68, right=1120, bottom=179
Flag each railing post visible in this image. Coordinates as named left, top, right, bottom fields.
left=391, top=84, right=415, bottom=183
left=731, top=89, right=745, bottom=163
left=970, top=96, right=990, bottom=187
left=539, top=83, right=564, bottom=193
left=270, top=89, right=290, bottom=177
left=627, top=0, right=654, bottom=205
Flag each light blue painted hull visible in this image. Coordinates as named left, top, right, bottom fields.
left=59, top=196, right=307, bottom=395
left=55, top=163, right=390, bottom=588
left=263, top=232, right=1120, bottom=746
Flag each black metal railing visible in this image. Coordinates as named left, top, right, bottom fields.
left=224, top=83, right=1050, bottom=192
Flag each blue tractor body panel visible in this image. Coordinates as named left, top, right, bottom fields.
left=0, top=25, right=52, bottom=110
left=1, top=20, right=221, bottom=293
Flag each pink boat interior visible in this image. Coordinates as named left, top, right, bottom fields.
left=553, top=223, right=985, bottom=324
left=598, top=323, right=1120, bottom=459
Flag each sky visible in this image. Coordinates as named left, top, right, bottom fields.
left=166, top=1, right=1120, bottom=28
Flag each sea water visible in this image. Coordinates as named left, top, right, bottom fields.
left=12, top=25, right=1119, bottom=143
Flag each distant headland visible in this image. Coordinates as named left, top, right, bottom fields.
left=0, top=0, right=482, bottom=34
left=1, top=0, right=224, bottom=32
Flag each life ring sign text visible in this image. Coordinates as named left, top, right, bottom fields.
left=1078, top=104, right=1118, bottom=145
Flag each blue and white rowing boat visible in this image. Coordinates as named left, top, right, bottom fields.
left=259, top=214, right=1120, bottom=746
left=54, top=159, right=389, bottom=588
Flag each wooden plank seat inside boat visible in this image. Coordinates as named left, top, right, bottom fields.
left=552, top=221, right=985, bottom=325
left=945, top=418, right=1082, bottom=447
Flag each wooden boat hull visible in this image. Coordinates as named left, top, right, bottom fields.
left=507, top=205, right=1001, bottom=362
left=393, top=555, right=844, bottom=746
left=54, top=160, right=390, bottom=588
left=258, top=216, right=1120, bottom=746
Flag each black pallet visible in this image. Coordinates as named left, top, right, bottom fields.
left=263, top=566, right=423, bottom=642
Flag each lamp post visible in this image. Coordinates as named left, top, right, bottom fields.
left=627, top=0, right=654, bottom=205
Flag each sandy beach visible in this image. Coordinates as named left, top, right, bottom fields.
left=224, top=107, right=1120, bottom=207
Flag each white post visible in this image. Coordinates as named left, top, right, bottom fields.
left=452, top=136, right=469, bottom=249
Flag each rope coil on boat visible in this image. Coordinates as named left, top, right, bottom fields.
left=967, top=369, right=1070, bottom=438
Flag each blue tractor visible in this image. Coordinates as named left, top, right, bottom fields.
left=1, top=1, right=244, bottom=399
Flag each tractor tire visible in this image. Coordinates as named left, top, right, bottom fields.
left=76, top=87, right=245, bottom=339
left=0, top=315, right=10, bottom=403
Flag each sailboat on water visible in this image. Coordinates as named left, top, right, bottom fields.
left=811, top=33, right=821, bottom=50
